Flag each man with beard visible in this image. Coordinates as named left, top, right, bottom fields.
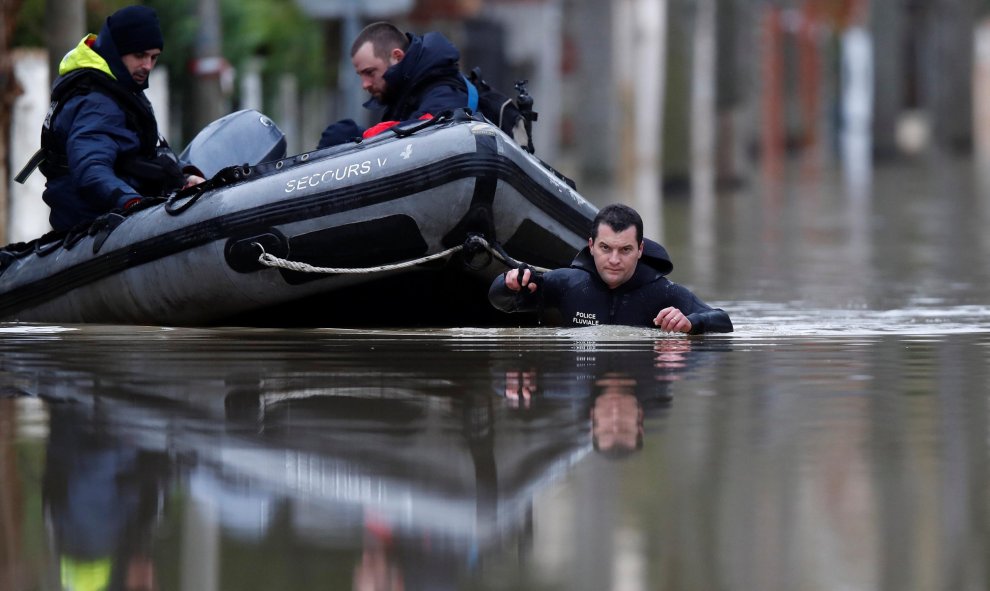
left=30, top=5, right=203, bottom=231
left=317, top=21, right=471, bottom=147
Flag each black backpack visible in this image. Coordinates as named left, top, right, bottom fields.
left=464, top=67, right=538, bottom=154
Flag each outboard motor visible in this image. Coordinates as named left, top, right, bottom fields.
left=179, top=109, right=287, bottom=179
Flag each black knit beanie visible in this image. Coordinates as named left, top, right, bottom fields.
left=106, top=5, right=164, bottom=55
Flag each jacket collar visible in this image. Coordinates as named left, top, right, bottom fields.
left=58, top=35, right=115, bottom=80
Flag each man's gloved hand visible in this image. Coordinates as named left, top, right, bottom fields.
left=506, top=263, right=542, bottom=293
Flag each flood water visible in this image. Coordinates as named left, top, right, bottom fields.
left=3, top=156, right=990, bottom=591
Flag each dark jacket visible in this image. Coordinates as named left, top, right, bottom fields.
left=41, top=26, right=181, bottom=232
left=489, top=240, right=734, bottom=334
left=318, top=31, right=468, bottom=148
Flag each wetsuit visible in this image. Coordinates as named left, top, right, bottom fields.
left=489, top=240, right=734, bottom=334
left=40, top=29, right=183, bottom=231
left=318, top=31, right=468, bottom=148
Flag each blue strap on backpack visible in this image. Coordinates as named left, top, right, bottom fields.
left=462, top=74, right=479, bottom=112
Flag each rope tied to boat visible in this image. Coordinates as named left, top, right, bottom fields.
left=252, top=234, right=551, bottom=275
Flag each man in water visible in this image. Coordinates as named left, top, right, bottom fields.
left=489, top=203, right=733, bottom=334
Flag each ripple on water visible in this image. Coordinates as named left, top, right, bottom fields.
left=726, top=301, right=990, bottom=338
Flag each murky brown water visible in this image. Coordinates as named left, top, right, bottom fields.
left=3, top=156, right=990, bottom=591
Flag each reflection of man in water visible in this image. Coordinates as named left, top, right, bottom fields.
left=43, top=404, right=171, bottom=591
left=498, top=340, right=701, bottom=455
left=590, top=373, right=645, bottom=455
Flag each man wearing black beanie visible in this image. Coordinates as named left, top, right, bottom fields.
left=22, top=4, right=203, bottom=232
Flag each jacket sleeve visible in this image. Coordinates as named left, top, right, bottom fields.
left=317, top=118, right=364, bottom=149
left=665, top=282, right=734, bottom=334
left=687, top=307, right=734, bottom=334
left=63, top=93, right=143, bottom=210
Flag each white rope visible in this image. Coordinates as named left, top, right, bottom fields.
left=255, top=243, right=464, bottom=274
left=253, top=236, right=552, bottom=275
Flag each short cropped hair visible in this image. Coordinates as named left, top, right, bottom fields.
left=351, top=21, right=408, bottom=60
left=590, top=204, right=644, bottom=244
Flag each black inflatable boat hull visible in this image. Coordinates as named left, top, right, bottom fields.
left=0, top=115, right=597, bottom=326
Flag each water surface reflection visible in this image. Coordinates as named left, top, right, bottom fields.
left=2, top=326, right=726, bottom=591
left=3, top=322, right=989, bottom=591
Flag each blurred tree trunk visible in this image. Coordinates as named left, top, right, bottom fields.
left=615, top=0, right=666, bottom=240
left=187, top=0, right=227, bottom=137
left=570, top=0, right=614, bottom=181
left=691, top=0, right=716, bottom=202
left=46, top=0, right=84, bottom=85
left=1, top=0, right=24, bottom=245
left=715, top=0, right=749, bottom=187
left=871, top=0, right=904, bottom=159
left=760, top=5, right=785, bottom=180
left=922, top=0, right=975, bottom=153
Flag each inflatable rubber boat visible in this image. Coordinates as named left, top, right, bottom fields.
left=0, top=109, right=598, bottom=326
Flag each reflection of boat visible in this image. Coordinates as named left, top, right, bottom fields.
left=0, top=110, right=597, bottom=326
left=6, top=326, right=728, bottom=587
left=10, top=329, right=593, bottom=552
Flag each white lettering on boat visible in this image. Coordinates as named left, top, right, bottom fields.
left=283, top=159, right=376, bottom=193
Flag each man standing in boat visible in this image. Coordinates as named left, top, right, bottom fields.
left=489, top=204, right=734, bottom=334
left=26, top=5, right=203, bottom=232
left=318, top=21, right=471, bottom=148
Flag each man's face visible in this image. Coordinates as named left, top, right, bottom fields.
left=352, top=41, right=402, bottom=101
left=121, top=49, right=161, bottom=86
left=589, top=224, right=643, bottom=289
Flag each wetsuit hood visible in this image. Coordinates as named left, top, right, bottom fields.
left=641, top=239, right=674, bottom=274
left=570, top=238, right=674, bottom=289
